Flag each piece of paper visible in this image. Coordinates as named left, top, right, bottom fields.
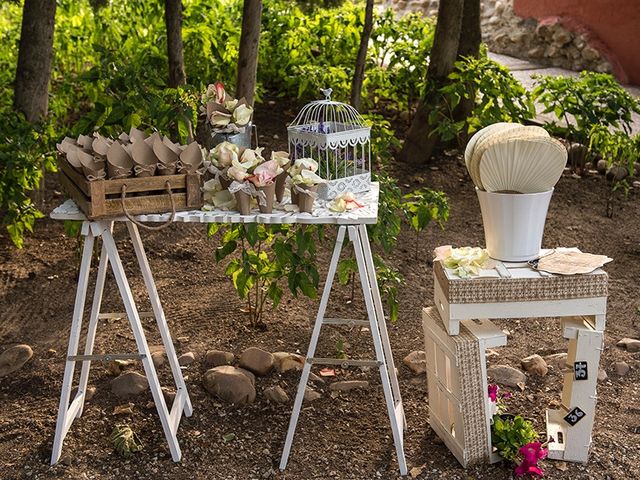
left=534, top=250, right=612, bottom=275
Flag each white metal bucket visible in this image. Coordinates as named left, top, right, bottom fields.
left=476, top=188, right=553, bottom=262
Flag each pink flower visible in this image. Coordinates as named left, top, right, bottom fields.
left=488, top=384, right=499, bottom=402
left=249, top=159, right=282, bottom=187
left=515, top=442, right=548, bottom=477
left=214, top=82, right=226, bottom=104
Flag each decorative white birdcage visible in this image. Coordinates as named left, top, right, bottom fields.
left=287, top=89, right=371, bottom=200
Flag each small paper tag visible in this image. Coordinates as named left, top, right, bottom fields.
left=564, top=406, right=586, bottom=426
left=574, top=361, right=588, bottom=381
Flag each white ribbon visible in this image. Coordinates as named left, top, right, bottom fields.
left=228, top=180, right=267, bottom=207
left=86, top=170, right=106, bottom=181
left=292, top=183, right=319, bottom=199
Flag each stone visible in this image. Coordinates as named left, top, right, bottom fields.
left=544, top=353, right=568, bottom=370
left=521, top=354, right=548, bottom=376
left=329, top=380, right=369, bottom=392
left=264, top=385, right=289, bottom=404
left=239, top=347, right=274, bottom=376
left=598, top=369, right=608, bottom=382
left=582, top=45, right=600, bottom=61
left=403, top=350, right=427, bottom=375
left=527, top=46, right=545, bottom=58
left=309, top=372, right=325, bottom=384
left=304, top=387, right=321, bottom=402
left=596, top=159, right=607, bottom=175
left=162, top=387, right=176, bottom=405
left=151, top=351, right=166, bottom=369
left=613, top=361, right=630, bottom=377
left=203, top=366, right=256, bottom=405
left=552, top=29, right=572, bottom=46
left=70, top=385, right=96, bottom=401
left=617, top=338, right=640, bottom=353
left=111, top=372, right=149, bottom=397
left=487, top=365, right=526, bottom=388
left=204, top=350, right=235, bottom=367
left=606, top=165, right=629, bottom=182
left=178, top=352, right=196, bottom=366
left=107, top=359, right=132, bottom=376
left=272, top=352, right=304, bottom=373
left=0, top=344, right=33, bottom=377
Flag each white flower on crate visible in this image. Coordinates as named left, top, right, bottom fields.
left=202, top=81, right=254, bottom=132
left=434, top=245, right=491, bottom=278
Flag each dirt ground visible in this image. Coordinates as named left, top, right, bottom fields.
left=1, top=107, right=639, bottom=480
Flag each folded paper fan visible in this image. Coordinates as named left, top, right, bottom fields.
left=479, top=137, right=567, bottom=193
left=533, top=250, right=612, bottom=275
left=470, top=126, right=549, bottom=190
left=465, top=123, right=523, bottom=188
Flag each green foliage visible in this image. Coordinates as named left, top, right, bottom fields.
left=491, top=415, right=538, bottom=463
left=211, top=223, right=320, bottom=327
left=433, top=51, right=535, bottom=143
left=0, top=112, right=56, bottom=247
left=533, top=71, right=640, bottom=146
left=110, top=424, right=143, bottom=457
left=589, top=125, right=639, bottom=175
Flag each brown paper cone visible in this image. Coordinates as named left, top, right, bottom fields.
left=235, top=191, right=252, bottom=215
left=297, top=184, right=318, bottom=213
left=257, top=182, right=276, bottom=214
left=275, top=171, right=287, bottom=203
left=290, top=186, right=298, bottom=205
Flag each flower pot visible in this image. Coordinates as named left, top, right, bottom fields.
left=235, top=191, right=252, bottom=215
left=275, top=170, right=288, bottom=203
left=210, top=121, right=253, bottom=149
left=476, top=187, right=553, bottom=262
left=257, top=182, right=275, bottom=214
left=297, top=184, right=318, bottom=214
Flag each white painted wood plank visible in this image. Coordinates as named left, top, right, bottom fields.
left=448, top=297, right=607, bottom=320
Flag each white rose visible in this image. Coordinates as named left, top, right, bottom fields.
left=210, top=111, right=232, bottom=126
left=232, top=104, right=253, bottom=126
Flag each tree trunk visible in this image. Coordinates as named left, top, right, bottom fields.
left=165, top=0, right=186, bottom=87
left=350, top=0, right=374, bottom=110
left=236, top=0, right=262, bottom=107
left=452, top=0, right=481, bottom=144
left=13, top=0, right=57, bottom=122
left=399, top=0, right=464, bottom=165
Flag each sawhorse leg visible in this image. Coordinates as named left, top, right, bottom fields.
left=279, top=225, right=407, bottom=475
left=51, top=220, right=190, bottom=464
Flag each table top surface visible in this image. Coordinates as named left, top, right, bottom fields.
left=437, top=250, right=607, bottom=282
left=51, top=182, right=379, bottom=225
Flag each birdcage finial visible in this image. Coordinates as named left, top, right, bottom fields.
left=320, top=88, right=333, bottom=101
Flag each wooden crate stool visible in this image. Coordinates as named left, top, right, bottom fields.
left=422, top=306, right=506, bottom=467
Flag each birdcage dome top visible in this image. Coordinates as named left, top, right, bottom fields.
left=288, top=89, right=370, bottom=149
left=289, top=88, right=367, bottom=129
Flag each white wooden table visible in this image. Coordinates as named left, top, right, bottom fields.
left=50, top=183, right=408, bottom=475
left=433, top=257, right=608, bottom=463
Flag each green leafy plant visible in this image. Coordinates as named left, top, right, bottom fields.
left=588, top=125, right=639, bottom=216
left=433, top=50, right=535, bottom=144
left=0, top=112, right=56, bottom=247
left=210, top=223, right=320, bottom=328
left=402, top=187, right=449, bottom=257
left=110, top=424, right=143, bottom=457
left=533, top=71, right=640, bottom=148
left=491, top=414, right=539, bottom=463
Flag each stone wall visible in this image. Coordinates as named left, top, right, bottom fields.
left=386, top=0, right=612, bottom=75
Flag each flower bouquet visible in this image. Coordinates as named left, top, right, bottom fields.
left=225, top=147, right=267, bottom=215
left=202, top=82, right=253, bottom=145
left=271, top=151, right=291, bottom=203
left=288, top=158, right=325, bottom=213
left=209, top=141, right=241, bottom=188
left=247, top=159, right=283, bottom=213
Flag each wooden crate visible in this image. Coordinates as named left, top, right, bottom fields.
left=546, top=316, right=603, bottom=463
left=422, top=306, right=506, bottom=467
left=58, top=158, right=202, bottom=219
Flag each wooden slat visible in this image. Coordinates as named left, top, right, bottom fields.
left=102, top=193, right=188, bottom=216
left=58, top=172, right=93, bottom=217
left=58, top=159, right=92, bottom=197
left=102, top=174, right=187, bottom=195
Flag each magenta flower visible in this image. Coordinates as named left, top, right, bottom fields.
left=515, top=442, right=548, bottom=477
left=488, top=384, right=499, bottom=402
